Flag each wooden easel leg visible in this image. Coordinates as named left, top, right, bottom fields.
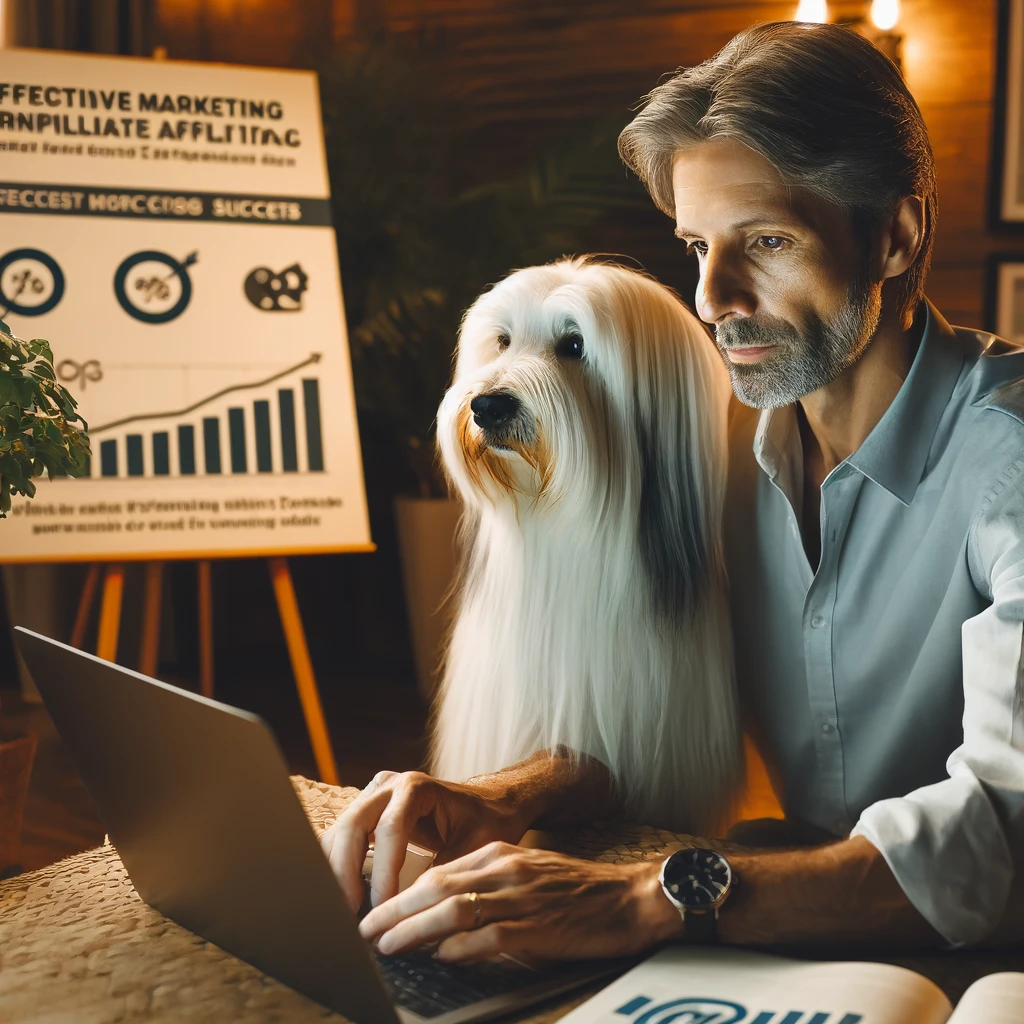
left=268, top=557, right=340, bottom=785
left=70, top=563, right=101, bottom=650
left=139, top=562, right=164, bottom=677
left=197, top=560, right=214, bottom=698
left=96, top=564, right=125, bottom=662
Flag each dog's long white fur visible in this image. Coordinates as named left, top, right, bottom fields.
left=432, top=258, right=742, bottom=833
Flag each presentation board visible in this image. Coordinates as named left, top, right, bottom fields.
left=0, top=49, right=371, bottom=562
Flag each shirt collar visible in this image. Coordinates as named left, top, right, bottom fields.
left=752, top=299, right=964, bottom=506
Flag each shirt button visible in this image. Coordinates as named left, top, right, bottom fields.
left=821, top=723, right=833, bottom=734
left=811, top=614, right=827, bottom=629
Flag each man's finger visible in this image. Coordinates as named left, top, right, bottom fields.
left=431, top=839, right=520, bottom=873
left=373, top=891, right=509, bottom=955
left=366, top=769, right=398, bottom=793
left=437, top=920, right=532, bottom=963
left=325, top=784, right=397, bottom=912
left=369, top=777, right=442, bottom=907
left=320, top=825, right=335, bottom=858
left=360, top=862, right=513, bottom=942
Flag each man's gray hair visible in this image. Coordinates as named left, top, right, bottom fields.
left=618, top=21, right=937, bottom=327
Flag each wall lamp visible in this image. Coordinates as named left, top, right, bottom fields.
left=794, top=0, right=904, bottom=72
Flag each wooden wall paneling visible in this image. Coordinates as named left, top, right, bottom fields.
left=156, top=0, right=341, bottom=66
left=913, top=0, right=1020, bottom=325
left=392, top=4, right=798, bottom=126
left=380, top=0, right=790, bottom=33
left=924, top=265, right=988, bottom=327
left=151, top=0, right=1017, bottom=331
left=900, top=0, right=994, bottom=106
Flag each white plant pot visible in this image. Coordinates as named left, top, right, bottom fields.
left=393, top=496, right=462, bottom=702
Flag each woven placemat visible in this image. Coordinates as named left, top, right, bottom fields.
left=0, top=777, right=704, bottom=1024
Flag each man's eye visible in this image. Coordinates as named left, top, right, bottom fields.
left=686, top=241, right=708, bottom=257
left=497, top=332, right=511, bottom=350
left=757, top=236, right=786, bottom=251
left=555, top=331, right=584, bottom=360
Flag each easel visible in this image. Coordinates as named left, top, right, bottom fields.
left=70, top=556, right=340, bottom=785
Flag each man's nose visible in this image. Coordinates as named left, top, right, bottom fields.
left=695, top=252, right=756, bottom=326
left=470, top=392, right=520, bottom=430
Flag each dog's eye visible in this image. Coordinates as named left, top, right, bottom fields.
left=497, top=332, right=511, bottom=351
left=555, top=332, right=584, bottom=360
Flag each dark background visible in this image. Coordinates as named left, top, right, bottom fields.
left=0, top=0, right=1016, bottom=780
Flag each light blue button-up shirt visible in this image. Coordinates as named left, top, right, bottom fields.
left=724, top=300, right=1024, bottom=946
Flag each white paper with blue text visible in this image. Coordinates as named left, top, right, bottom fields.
left=558, top=947, right=952, bottom=1024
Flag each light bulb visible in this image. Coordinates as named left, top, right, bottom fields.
left=795, top=0, right=828, bottom=22
left=871, top=0, right=900, bottom=31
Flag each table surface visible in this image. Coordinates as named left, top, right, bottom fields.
left=1, top=777, right=1021, bottom=1023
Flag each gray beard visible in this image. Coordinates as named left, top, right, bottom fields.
left=715, top=277, right=883, bottom=409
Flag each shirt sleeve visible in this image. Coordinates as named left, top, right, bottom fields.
left=851, top=452, right=1024, bottom=947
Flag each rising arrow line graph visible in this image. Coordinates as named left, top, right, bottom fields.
left=90, top=352, right=323, bottom=433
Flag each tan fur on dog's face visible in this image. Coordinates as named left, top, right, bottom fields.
left=454, top=400, right=553, bottom=501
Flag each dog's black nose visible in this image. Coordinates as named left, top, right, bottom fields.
left=471, top=392, right=520, bottom=430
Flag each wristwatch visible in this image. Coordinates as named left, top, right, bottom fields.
left=658, top=848, right=734, bottom=943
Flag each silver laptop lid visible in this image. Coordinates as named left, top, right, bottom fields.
left=14, top=627, right=398, bottom=1024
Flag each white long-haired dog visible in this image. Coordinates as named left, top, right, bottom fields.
left=432, top=257, right=742, bottom=833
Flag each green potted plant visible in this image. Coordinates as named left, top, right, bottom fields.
left=1, top=320, right=90, bottom=515
left=0, top=318, right=90, bottom=875
left=320, top=47, right=650, bottom=698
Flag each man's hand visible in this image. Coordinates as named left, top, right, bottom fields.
left=358, top=842, right=682, bottom=963
left=321, top=751, right=623, bottom=914
left=321, top=771, right=528, bottom=913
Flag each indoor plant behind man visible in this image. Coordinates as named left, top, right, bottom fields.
left=321, top=21, right=1024, bottom=957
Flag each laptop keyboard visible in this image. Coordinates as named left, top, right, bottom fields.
left=376, top=950, right=535, bottom=1019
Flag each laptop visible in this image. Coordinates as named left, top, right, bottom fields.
left=14, top=627, right=618, bottom=1024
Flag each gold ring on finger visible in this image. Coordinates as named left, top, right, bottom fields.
left=466, top=891, right=482, bottom=929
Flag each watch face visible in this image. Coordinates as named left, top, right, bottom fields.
left=661, top=848, right=731, bottom=909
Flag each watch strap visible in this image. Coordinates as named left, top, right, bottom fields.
left=682, top=906, right=717, bottom=944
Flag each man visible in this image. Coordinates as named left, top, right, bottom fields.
left=322, top=21, right=1024, bottom=961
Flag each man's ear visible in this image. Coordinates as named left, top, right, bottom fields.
left=880, top=195, right=926, bottom=282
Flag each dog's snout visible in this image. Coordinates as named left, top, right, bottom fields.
left=470, top=392, right=520, bottom=430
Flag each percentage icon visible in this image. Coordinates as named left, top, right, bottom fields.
left=8, top=268, right=46, bottom=301
left=0, top=248, right=65, bottom=317
left=135, top=276, right=172, bottom=303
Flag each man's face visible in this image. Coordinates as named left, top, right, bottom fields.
left=672, top=138, right=883, bottom=409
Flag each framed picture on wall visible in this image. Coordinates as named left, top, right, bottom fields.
left=993, top=0, right=1024, bottom=224
left=985, top=253, right=1024, bottom=338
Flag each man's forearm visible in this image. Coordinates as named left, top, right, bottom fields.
left=717, top=835, right=942, bottom=946
left=465, top=748, right=623, bottom=836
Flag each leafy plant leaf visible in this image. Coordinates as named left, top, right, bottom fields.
left=0, top=322, right=91, bottom=517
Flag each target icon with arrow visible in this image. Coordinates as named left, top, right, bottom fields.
left=114, top=249, right=198, bottom=324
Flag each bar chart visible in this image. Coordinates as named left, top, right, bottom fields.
left=85, top=355, right=326, bottom=480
